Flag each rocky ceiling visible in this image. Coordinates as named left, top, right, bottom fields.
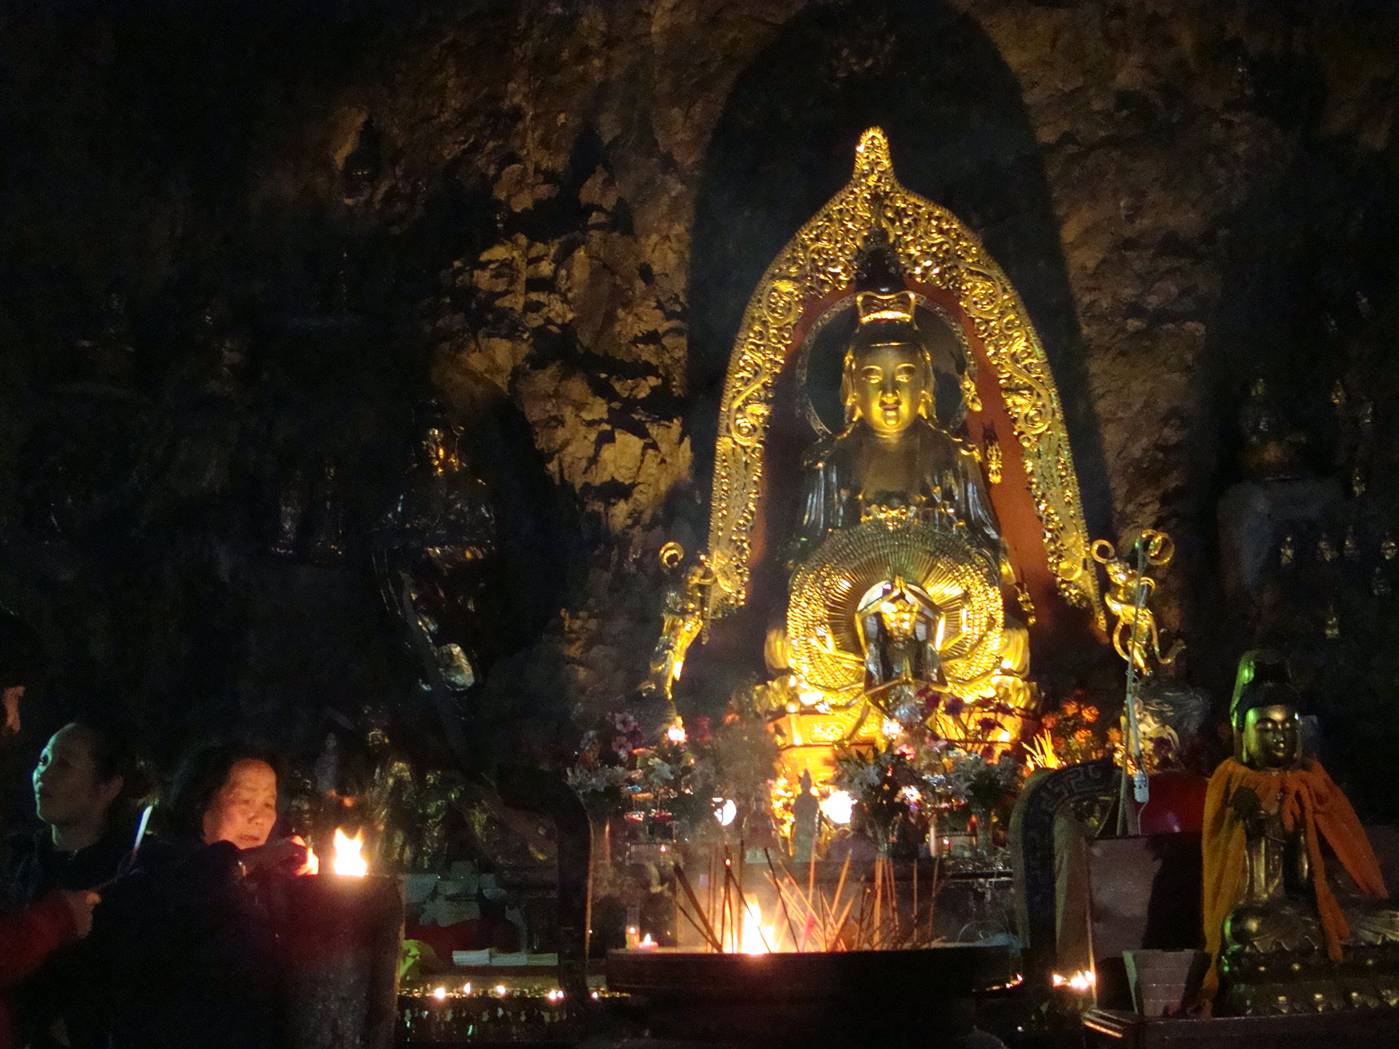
left=2, top=0, right=1398, bottom=793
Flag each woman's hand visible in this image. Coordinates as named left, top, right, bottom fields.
left=61, top=890, right=100, bottom=938
left=237, top=837, right=308, bottom=876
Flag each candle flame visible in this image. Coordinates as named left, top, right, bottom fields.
left=1051, top=969, right=1096, bottom=993
left=296, top=838, right=320, bottom=876
left=331, top=827, right=368, bottom=877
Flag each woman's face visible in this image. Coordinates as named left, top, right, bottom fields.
left=202, top=758, right=278, bottom=849
left=33, top=724, right=121, bottom=831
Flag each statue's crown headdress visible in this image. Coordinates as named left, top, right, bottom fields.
left=1229, top=648, right=1298, bottom=727
left=855, top=290, right=916, bottom=325
left=853, top=225, right=916, bottom=327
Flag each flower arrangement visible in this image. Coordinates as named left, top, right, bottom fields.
left=564, top=711, right=648, bottom=816
left=828, top=723, right=1025, bottom=856
left=564, top=705, right=777, bottom=844
left=1025, top=690, right=1117, bottom=770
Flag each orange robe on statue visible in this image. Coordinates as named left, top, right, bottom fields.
left=1201, top=757, right=1387, bottom=998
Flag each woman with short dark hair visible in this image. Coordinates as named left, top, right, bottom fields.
left=164, top=741, right=283, bottom=845
left=1, top=720, right=133, bottom=1049
left=80, top=740, right=307, bottom=1049
left=6, top=721, right=140, bottom=907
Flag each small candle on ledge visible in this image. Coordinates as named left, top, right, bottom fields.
left=637, top=933, right=658, bottom=950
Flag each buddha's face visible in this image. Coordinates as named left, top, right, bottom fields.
left=1242, top=703, right=1301, bottom=770
left=851, top=340, right=929, bottom=439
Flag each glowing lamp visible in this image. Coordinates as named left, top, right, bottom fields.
left=714, top=798, right=737, bottom=826
left=819, top=789, right=855, bottom=826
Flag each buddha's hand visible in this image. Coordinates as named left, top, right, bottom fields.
left=238, top=836, right=309, bottom=876
left=1229, top=786, right=1265, bottom=835
left=61, top=890, right=100, bottom=938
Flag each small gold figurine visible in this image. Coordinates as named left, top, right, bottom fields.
left=1317, top=532, right=1339, bottom=563
left=983, top=432, right=1004, bottom=485
left=1352, top=465, right=1368, bottom=499
left=1358, top=398, right=1375, bottom=435
left=1383, top=533, right=1398, bottom=562
left=646, top=543, right=714, bottom=703
left=1344, top=525, right=1361, bottom=561
left=1278, top=534, right=1296, bottom=568
left=1324, top=603, right=1341, bottom=640
left=1091, top=530, right=1183, bottom=679
left=959, top=368, right=982, bottom=413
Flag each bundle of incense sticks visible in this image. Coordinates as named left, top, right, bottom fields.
left=670, top=847, right=944, bottom=953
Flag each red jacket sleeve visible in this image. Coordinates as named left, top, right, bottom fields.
left=0, top=891, right=80, bottom=989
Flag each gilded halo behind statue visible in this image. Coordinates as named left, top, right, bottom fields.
left=787, top=519, right=1004, bottom=705
left=651, top=127, right=1105, bottom=781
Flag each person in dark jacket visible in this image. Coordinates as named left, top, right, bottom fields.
left=80, top=742, right=307, bottom=1049
left=5, top=721, right=137, bottom=907
left=2, top=721, right=137, bottom=1048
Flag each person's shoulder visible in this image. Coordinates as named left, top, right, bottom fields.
left=2, top=824, right=45, bottom=872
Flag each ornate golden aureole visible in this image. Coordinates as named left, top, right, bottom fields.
left=788, top=519, right=1003, bottom=701
left=654, top=129, right=1102, bottom=774
left=704, top=127, right=1102, bottom=628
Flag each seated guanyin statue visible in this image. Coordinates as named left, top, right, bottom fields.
left=778, top=239, right=1035, bottom=739
left=1203, top=650, right=1399, bottom=1014
left=794, top=251, right=999, bottom=553
left=645, top=128, right=1106, bottom=782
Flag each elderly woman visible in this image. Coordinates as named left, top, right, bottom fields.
left=81, top=742, right=307, bottom=1049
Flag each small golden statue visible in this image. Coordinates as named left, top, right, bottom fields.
left=1202, top=650, right=1399, bottom=1014
left=1091, top=530, right=1183, bottom=679
left=646, top=542, right=713, bottom=704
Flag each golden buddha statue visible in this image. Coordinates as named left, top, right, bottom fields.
left=652, top=128, right=1106, bottom=788
left=771, top=248, right=1037, bottom=761
left=795, top=286, right=1000, bottom=553
left=1203, top=650, right=1399, bottom=1014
